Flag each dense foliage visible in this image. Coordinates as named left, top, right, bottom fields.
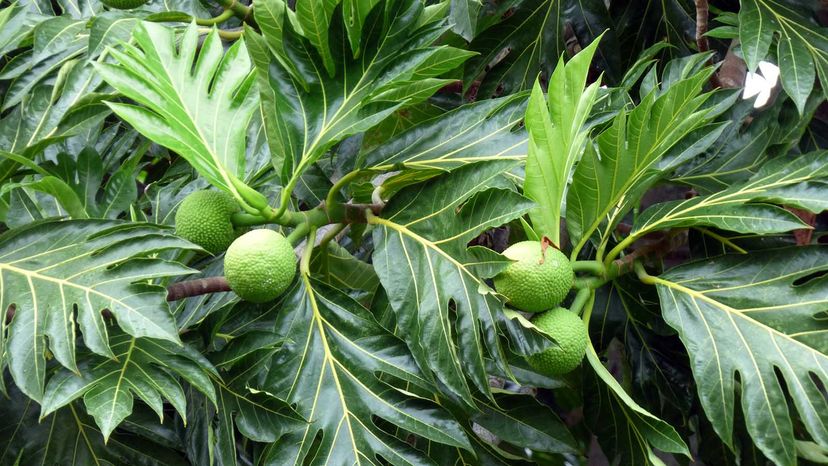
left=0, top=0, right=826, bottom=464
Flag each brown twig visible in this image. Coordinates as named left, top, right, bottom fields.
left=788, top=208, right=817, bottom=246
left=166, top=277, right=231, bottom=301
left=4, top=278, right=229, bottom=325
left=340, top=203, right=384, bottom=224
left=694, top=0, right=722, bottom=88
left=718, top=42, right=747, bottom=88
left=695, top=0, right=711, bottom=54
left=611, top=229, right=689, bottom=276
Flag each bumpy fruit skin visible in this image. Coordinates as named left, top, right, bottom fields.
left=527, top=307, right=588, bottom=376
left=175, top=190, right=240, bottom=255
left=224, top=229, right=297, bottom=303
left=100, top=0, right=148, bottom=9
left=493, top=241, right=574, bottom=312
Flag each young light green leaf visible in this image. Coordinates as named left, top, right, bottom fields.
left=523, top=36, right=602, bottom=243
left=567, top=66, right=723, bottom=258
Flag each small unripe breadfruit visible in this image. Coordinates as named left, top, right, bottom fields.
left=175, top=190, right=240, bottom=255
left=100, top=0, right=148, bottom=9
left=527, top=307, right=588, bottom=376
left=224, top=229, right=296, bottom=303
left=493, top=241, right=574, bottom=312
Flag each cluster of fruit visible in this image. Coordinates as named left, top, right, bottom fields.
left=495, top=241, right=588, bottom=376
left=175, top=190, right=587, bottom=375
left=175, top=191, right=297, bottom=303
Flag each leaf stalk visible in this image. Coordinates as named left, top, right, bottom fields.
left=571, top=260, right=607, bottom=277
left=195, top=9, right=235, bottom=25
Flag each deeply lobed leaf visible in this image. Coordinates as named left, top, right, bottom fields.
left=371, top=161, right=533, bottom=404
left=95, top=22, right=260, bottom=208
left=0, top=220, right=197, bottom=400
left=652, top=247, right=828, bottom=465
left=41, top=331, right=218, bottom=440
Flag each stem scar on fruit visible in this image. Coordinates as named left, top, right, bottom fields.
left=538, top=236, right=562, bottom=265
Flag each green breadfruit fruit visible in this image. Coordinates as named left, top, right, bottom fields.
left=527, top=307, right=588, bottom=376
left=493, top=241, right=574, bottom=312
left=100, top=0, right=148, bottom=9
left=175, top=190, right=240, bottom=255
left=224, top=229, right=297, bottom=303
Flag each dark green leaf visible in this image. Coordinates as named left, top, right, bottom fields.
left=0, top=387, right=189, bottom=465
left=255, top=278, right=473, bottom=464
left=633, top=150, right=828, bottom=237
left=40, top=331, right=217, bottom=440
left=371, top=161, right=533, bottom=403
left=360, top=94, right=527, bottom=171
left=651, top=247, right=828, bottom=465
left=0, top=220, right=196, bottom=400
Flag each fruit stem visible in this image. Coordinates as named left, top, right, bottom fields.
left=231, top=212, right=270, bottom=227
left=166, top=277, right=231, bottom=301
left=579, top=291, right=596, bottom=327
left=569, top=288, right=592, bottom=316
left=571, top=260, right=606, bottom=278
left=215, top=0, right=252, bottom=22
left=196, top=8, right=235, bottom=25
left=300, top=227, right=318, bottom=275
left=287, top=223, right=311, bottom=246
left=572, top=276, right=606, bottom=290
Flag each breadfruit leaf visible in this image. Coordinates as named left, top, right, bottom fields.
left=1, top=385, right=188, bottom=466
left=583, top=344, right=691, bottom=464
left=632, top=150, right=828, bottom=238
left=218, top=277, right=472, bottom=464
left=566, top=65, right=731, bottom=256
left=523, top=36, right=602, bottom=243
left=40, top=331, right=218, bottom=441
left=0, top=219, right=197, bottom=401
left=739, top=0, right=828, bottom=113
left=94, top=22, right=259, bottom=205
left=247, top=0, right=476, bottom=198
left=360, top=94, right=528, bottom=172
left=651, top=247, right=828, bottom=465
left=370, top=161, right=534, bottom=404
